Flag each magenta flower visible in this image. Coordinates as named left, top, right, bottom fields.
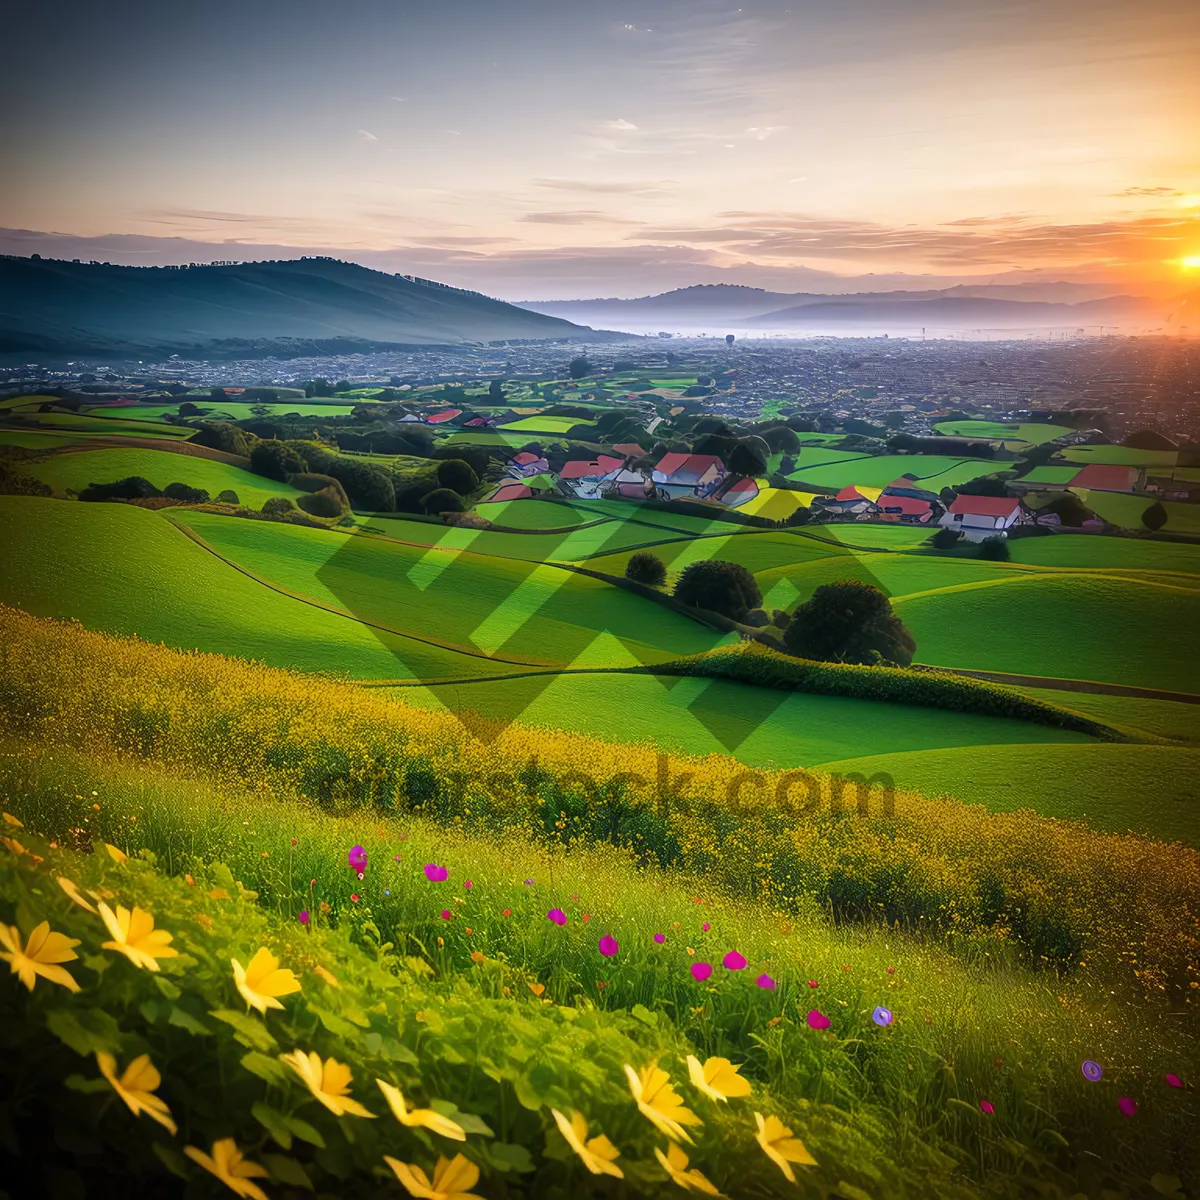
left=1117, top=1097, right=1137, bottom=1117
left=598, top=935, right=619, bottom=958
left=463, top=879, right=474, bottom=890
left=723, top=951, right=747, bottom=971
left=298, top=910, right=310, bottom=927
left=547, top=908, right=567, bottom=926
left=653, top=933, right=666, bottom=944
left=393, top=853, right=402, bottom=862
left=424, top=863, right=448, bottom=882
left=1165, top=1073, right=1183, bottom=1088
left=979, top=1100, right=995, bottom=1115
left=691, top=962, right=713, bottom=982
left=524, top=878, right=534, bottom=886
left=807, top=980, right=819, bottom=988
left=806, top=1010, right=830, bottom=1031
left=348, top=845, right=368, bottom=872
left=756, top=973, right=776, bottom=990
left=701, top=922, right=710, bottom=932
left=440, top=909, right=453, bottom=920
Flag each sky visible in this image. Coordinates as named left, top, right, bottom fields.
left=3, top=0, right=1198, bottom=299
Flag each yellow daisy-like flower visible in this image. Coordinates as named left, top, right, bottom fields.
left=105, top=844, right=129, bottom=864
left=279, top=1050, right=375, bottom=1118
left=184, top=1138, right=270, bottom=1200
left=232, top=947, right=301, bottom=1015
left=57, top=875, right=98, bottom=914
left=2, top=812, right=23, bottom=827
left=686, top=1055, right=751, bottom=1103
left=98, top=902, right=179, bottom=971
left=624, top=1061, right=703, bottom=1143
left=654, top=1142, right=725, bottom=1195
left=753, top=1112, right=817, bottom=1182
left=550, top=1108, right=623, bottom=1178
left=383, top=1153, right=484, bottom=1200
left=96, top=1051, right=177, bottom=1136
left=378, top=1079, right=466, bottom=1141
left=0, top=921, right=81, bottom=992
left=1, top=835, right=27, bottom=856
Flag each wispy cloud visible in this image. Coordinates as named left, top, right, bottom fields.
left=518, top=210, right=641, bottom=226
left=356, top=129, right=378, bottom=141
left=533, top=177, right=676, bottom=196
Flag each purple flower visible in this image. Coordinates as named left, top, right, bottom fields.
left=1118, top=1096, right=1137, bottom=1116
left=701, top=922, right=710, bottom=932
left=1081, top=1060, right=1103, bottom=1083
left=348, top=845, right=368, bottom=872
left=691, top=962, right=713, bottom=982
left=653, top=933, right=666, bottom=944
left=979, top=1100, right=995, bottom=1115
left=1165, top=1073, right=1182, bottom=1088
left=756, top=973, right=776, bottom=990
left=524, top=878, right=534, bottom=886
left=872, top=1006, right=893, bottom=1027
left=547, top=908, right=567, bottom=926
left=723, top=950, right=747, bottom=971
left=298, top=910, right=310, bottom=927
left=598, top=935, right=619, bottom=958
left=806, top=1010, right=830, bottom=1031
left=424, top=863, right=448, bottom=882
left=440, top=909, right=453, bottom=920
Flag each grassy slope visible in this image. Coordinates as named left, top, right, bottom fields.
left=0, top=497, right=512, bottom=681
left=1078, top=490, right=1200, bottom=534
left=390, top=670, right=1094, bottom=769
left=786, top=455, right=997, bottom=490
left=94, top=401, right=358, bottom=420
left=174, top=510, right=725, bottom=666
left=1011, top=687, right=1200, bottom=743
left=2, top=410, right=195, bottom=437
left=894, top=573, right=1200, bottom=692
left=26, top=446, right=303, bottom=507
left=817, top=743, right=1200, bottom=846
left=934, top=421, right=1075, bottom=445
left=499, top=415, right=598, bottom=433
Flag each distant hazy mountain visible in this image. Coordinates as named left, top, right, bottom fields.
left=0, top=255, right=616, bottom=357
left=520, top=282, right=1166, bottom=333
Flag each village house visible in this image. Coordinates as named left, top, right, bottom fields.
left=650, top=452, right=726, bottom=499
left=939, top=494, right=1022, bottom=541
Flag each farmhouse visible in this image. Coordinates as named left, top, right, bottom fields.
left=939, top=494, right=1022, bottom=541
left=878, top=493, right=934, bottom=523
left=651, top=452, right=725, bottom=499
left=507, top=451, right=549, bottom=478
left=558, top=454, right=626, bottom=499
left=1068, top=464, right=1139, bottom=493
left=714, top=477, right=760, bottom=508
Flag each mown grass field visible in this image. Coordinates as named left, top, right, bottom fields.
left=934, top=420, right=1076, bottom=446
left=1075, top=489, right=1200, bottom=534
left=499, top=415, right=598, bottom=433
left=91, top=401, right=359, bottom=420
left=25, top=446, right=304, bottom=507
left=1, top=409, right=195, bottom=438
left=1060, top=445, right=1179, bottom=468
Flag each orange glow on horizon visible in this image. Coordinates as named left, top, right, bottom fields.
left=1181, top=255, right=1200, bottom=270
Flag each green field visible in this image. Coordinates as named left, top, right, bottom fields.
left=1075, top=488, right=1200, bottom=533
left=498, top=415, right=598, bottom=433
left=92, top=401, right=359, bottom=420
left=474, top=498, right=601, bottom=528
left=1060, top=444, right=1178, bottom=468
left=1018, top=465, right=1079, bottom=484
left=934, top=420, right=1075, bottom=445
left=2, top=410, right=196, bottom=438
left=819, top=743, right=1200, bottom=845
left=786, top=454, right=997, bottom=490
left=25, top=446, right=303, bottom=507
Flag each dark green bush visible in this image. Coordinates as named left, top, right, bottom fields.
left=435, top=458, right=479, bottom=494
left=978, top=536, right=1011, bottom=561
left=78, top=476, right=161, bottom=502
left=423, top=487, right=465, bottom=515
left=215, top=489, right=239, bottom=504
left=162, top=482, right=210, bottom=504
left=297, top=485, right=349, bottom=518
left=674, top=560, right=761, bottom=621
left=261, top=496, right=296, bottom=516
left=249, top=441, right=307, bottom=481
left=625, top=551, right=667, bottom=586
left=784, top=580, right=915, bottom=667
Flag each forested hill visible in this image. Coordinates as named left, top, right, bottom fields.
left=0, top=255, right=616, bottom=356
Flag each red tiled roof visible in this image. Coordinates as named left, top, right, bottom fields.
left=425, top=409, right=461, bottom=424
left=611, top=442, right=646, bottom=458
left=512, top=451, right=540, bottom=465
left=559, top=455, right=623, bottom=480
left=1070, top=464, right=1138, bottom=492
left=879, top=495, right=932, bottom=516
left=654, top=452, right=723, bottom=478
left=489, top=483, right=532, bottom=502
left=835, top=485, right=873, bottom=501
left=948, top=494, right=1020, bottom=518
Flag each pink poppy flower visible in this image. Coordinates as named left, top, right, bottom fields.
left=598, top=935, right=619, bottom=958
left=547, top=908, right=567, bottom=926
left=1118, top=1097, right=1137, bottom=1116
left=393, top=853, right=402, bottom=862
left=807, top=980, right=819, bottom=988
left=806, top=1010, right=830, bottom=1031
left=979, top=1100, right=995, bottom=1115
left=701, top=922, right=710, bottom=932
left=691, top=962, right=713, bottom=982
left=463, top=880, right=474, bottom=890
left=424, top=863, right=448, bottom=882
left=298, top=910, right=310, bottom=926
left=723, top=951, right=747, bottom=971
left=1165, top=1074, right=1182, bottom=1088
left=440, top=909, right=453, bottom=920
left=348, top=845, right=368, bottom=872
left=350, top=894, right=360, bottom=903
left=654, top=933, right=666, bottom=944
left=756, top=973, right=776, bottom=989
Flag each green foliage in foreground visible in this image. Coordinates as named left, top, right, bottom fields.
left=2, top=744, right=1197, bottom=1198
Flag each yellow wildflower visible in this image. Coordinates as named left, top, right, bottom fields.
left=383, top=1153, right=484, bottom=1200
left=753, top=1112, right=817, bottom=1181
left=550, top=1109, right=623, bottom=1178
left=98, top=902, right=179, bottom=971
left=279, top=1050, right=375, bottom=1118
left=105, top=844, right=128, bottom=864
left=57, top=876, right=98, bottom=915
left=1, top=836, right=27, bottom=856
left=2, top=812, right=22, bottom=827
left=0, top=921, right=81, bottom=992
left=624, top=1061, right=702, bottom=1143
left=184, top=1138, right=269, bottom=1200
left=96, top=1052, right=177, bottom=1135
left=312, top=964, right=340, bottom=988
left=686, top=1055, right=751, bottom=1103
left=654, top=1142, right=724, bottom=1195
left=378, top=1079, right=466, bottom=1140
left=232, top=947, right=301, bottom=1015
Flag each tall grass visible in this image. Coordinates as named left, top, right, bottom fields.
left=2, top=605, right=1197, bottom=1001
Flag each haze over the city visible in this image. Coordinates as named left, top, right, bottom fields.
left=3, top=0, right=1198, bottom=300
